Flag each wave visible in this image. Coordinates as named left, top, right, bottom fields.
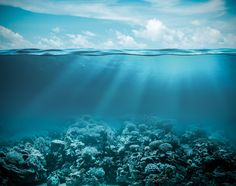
left=0, top=48, right=236, bottom=56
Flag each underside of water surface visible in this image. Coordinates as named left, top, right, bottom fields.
left=0, top=49, right=236, bottom=185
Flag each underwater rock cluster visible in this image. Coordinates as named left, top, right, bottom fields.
left=0, top=116, right=236, bottom=186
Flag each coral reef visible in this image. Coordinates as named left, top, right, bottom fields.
left=0, top=116, right=236, bottom=185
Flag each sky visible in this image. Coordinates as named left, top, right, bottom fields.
left=0, top=0, right=236, bottom=49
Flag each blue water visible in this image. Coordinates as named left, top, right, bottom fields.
left=0, top=48, right=236, bottom=140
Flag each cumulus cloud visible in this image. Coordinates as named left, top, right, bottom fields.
left=38, top=35, right=63, bottom=48
left=116, top=32, right=146, bottom=48
left=37, top=31, right=95, bottom=49
left=66, top=34, right=94, bottom=48
left=190, top=27, right=222, bottom=47
left=52, top=27, right=60, bottom=33
left=1, top=22, right=235, bottom=49
left=99, top=32, right=146, bottom=49
left=0, top=0, right=233, bottom=49
left=133, top=19, right=184, bottom=48
left=191, top=20, right=201, bottom=26
left=133, top=19, right=167, bottom=41
left=101, top=40, right=115, bottom=49
left=82, top=31, right=95, bottom=37
left=132, top=18, right=236, bottom=48
left=0, top=25, right=31, bottom=49
left=223, top=34, right=236, bottom=48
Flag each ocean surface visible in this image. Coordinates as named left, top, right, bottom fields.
left=1, top=48, right=236, bottom=186
left=0, top=48, right=236, bottom=140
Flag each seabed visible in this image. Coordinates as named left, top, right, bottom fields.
left=0, top=115, right=236, bottom=186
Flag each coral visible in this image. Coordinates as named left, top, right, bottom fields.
left=81, top=147, right=98, bottom=158
left=34, top=137, right=51, bottom=155
left=87, top=167, right=105, bottom=178
left=145, top=163, right=160, bottom=174
left=1, top=116, right=236, bottom=185
left=0, top=143, right=47, bottom=185
left=159, top=142, right=173, bottom=152
left=149, top=140, right=162, bottom=150
left=47, top=174, right=60, bottom=186
left=129, top=144, right=140, bottom=152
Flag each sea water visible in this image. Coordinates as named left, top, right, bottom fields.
left=0, top=49, right=236, bottom=185
left=0, top=49, right=236, bottom=139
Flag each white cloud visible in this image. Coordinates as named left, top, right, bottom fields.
left=101, top=40, right=115, bottom=49
left=0, top=0, right=142, bottom=23
left=0, top=25, right=31, bottom=49
left=82, top=31, right=95, bottom=37
left=133, top=19, right=185, bottom=48
left=1, top=23, right=235, bottom=49
left=0, top=0, right=226, bottom=23
left=191, top=20, right=201, bottom=26
left=146, top=0, right=225, bottom=15
left=66, top=34, right=94, bottom=48
left=0, top=1, right=232, bottom=50
left=223, top=34, right=236, bottom=48
left=37, top=31, right=95, bottom=49
left=132, top=18, right=236, bottom=48
left=190, top=27, right=222, bottom=47
left=116, top=32, right=146, bottom=48
left=52, top=27, right=60, bottom=33
left=38, top=35, right=64, bottom=48
left=133, top=19, right=167, bottom=41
